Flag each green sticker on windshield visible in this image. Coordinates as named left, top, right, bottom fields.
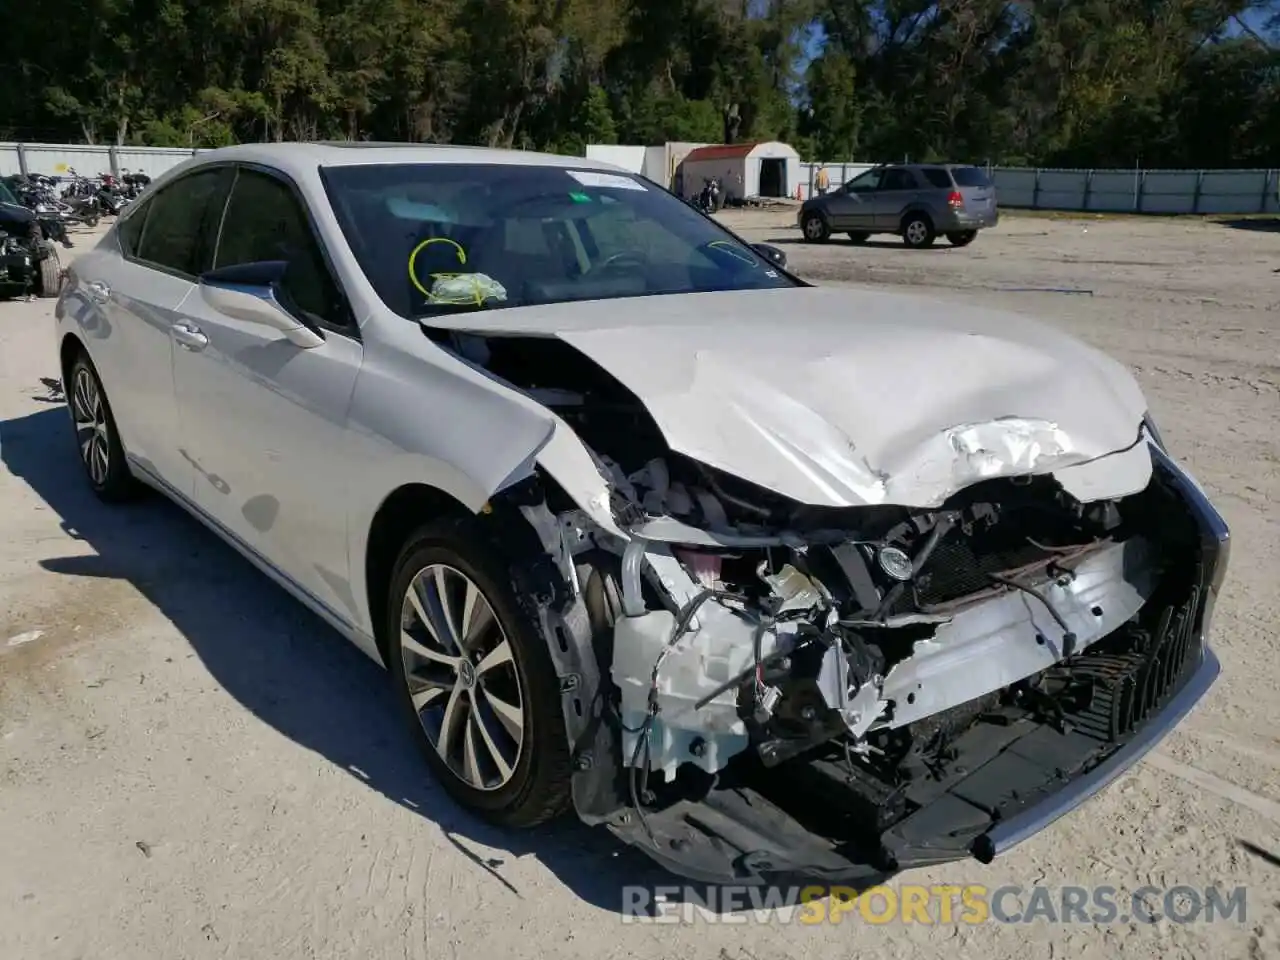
left=569, top=191, right=592, bottom=203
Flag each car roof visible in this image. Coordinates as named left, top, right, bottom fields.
left=176, top=141, right=625, bottom=181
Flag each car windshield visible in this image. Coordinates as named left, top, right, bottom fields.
left=320, top=162, right=798, bottom=318
left=0, top=181, right=18, bottom=205
left=950, top=167, right=992, bottom=187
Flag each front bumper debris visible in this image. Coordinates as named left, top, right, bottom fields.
left=605, top=449, right=1228, bottom=883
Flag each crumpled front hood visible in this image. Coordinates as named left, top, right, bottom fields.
left=435, top=286, right=1152, bottom=507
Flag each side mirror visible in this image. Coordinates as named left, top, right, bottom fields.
left=751, top=243, right=787, bottom=269
left=198, top=261, right=324, bottom=348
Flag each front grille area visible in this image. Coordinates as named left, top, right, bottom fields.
left=1065, top=581, right=1203, bottom=742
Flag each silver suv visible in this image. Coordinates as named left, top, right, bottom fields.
left=800, top=163, right=998, bottom=248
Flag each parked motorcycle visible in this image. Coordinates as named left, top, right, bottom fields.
left=692, top=176, right=723, bottom=214
left=59, top=169, right=103, bottom=226
left=121, top=169, right=151, bottom=199
left=1, top=175, right=76, bottom=247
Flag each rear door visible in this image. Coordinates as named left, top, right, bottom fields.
left=872, top=167, right=923, bottom=229
left=949, top=166, right=997, bottom=220
left=80, top=166, right=230, bottom=494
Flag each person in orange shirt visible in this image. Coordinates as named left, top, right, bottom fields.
left=815, top=167, right=830, bottom=195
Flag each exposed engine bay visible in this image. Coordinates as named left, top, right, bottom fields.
left=430, top=326, right=1225, bottom=879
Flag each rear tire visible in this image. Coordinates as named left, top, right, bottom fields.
left=847, top=232, right=870, bottom=244
left=801, top=211, right=831, bottom=243
left=386, top=518, right=573, bottom=828
left=36, top=247, right=61, bottom=298
left=66, top=352, right=139, bottom=502
left=902, top=213, right=936, bottom=249
left=946, top=230, right=978, bottom=247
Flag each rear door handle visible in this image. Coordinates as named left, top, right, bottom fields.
left=87, top=280, right=110, bottom=303
left=171, top=320, right=209, bottom=351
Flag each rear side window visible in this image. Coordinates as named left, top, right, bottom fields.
left=116, top=201, right=150, bottom=256
left=215, top=168, right=348, bottom=331
left=950, top=167, right=992, bottom=187
left=881, top=168, right=917, bottom=190
left=920, top=168, right=954, bottom=189
left=135, top=169, right=225, bottom=275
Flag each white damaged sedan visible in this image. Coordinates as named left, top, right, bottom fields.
left=55, top=143, right=1229, bottom=882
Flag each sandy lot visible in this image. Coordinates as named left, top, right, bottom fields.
left=1, top=211, right=1277, bottom=960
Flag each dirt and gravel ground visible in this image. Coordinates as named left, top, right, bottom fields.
left=1, top=211, right=1277, bottom=960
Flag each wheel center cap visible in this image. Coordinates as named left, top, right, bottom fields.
left=458, top=659, right=476, bottom=688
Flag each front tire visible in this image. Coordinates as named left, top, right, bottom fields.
left=387, top=519, right=572, bottom=827
left=36, top=246, right=61, bottom=298
left=801, top=210, right=831, bottom=243
left=67, top=352, right=138, bottom=501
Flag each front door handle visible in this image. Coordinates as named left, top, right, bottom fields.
left=171, top=320, right=209, bottom=351
left=86, top=280, right=110, bottom=303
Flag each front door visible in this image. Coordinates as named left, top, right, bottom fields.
left=826, top=167, right=882, bottom=229
left=172, top=165, right=365, bottom=623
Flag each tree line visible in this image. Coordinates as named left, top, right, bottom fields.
left=3, top=0, right=1279, bottom=168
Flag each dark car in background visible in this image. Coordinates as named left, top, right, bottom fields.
left=800, top=163, right=998, bottom=249
left=0, top=179, right=62, bottom=299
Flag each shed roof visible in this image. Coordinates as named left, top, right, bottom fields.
left=682, top=143, right=760, bottom=163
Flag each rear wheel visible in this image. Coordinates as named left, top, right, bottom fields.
left=67, top=352, right=138, bottom=501
left=946, top=230, right=978, bottom=247
left=387, top=519, right=573, bottom=827
left=847, top=231, right=870, bottom=244
left=902, top=213, right=936, bottom=249
left=801, top=211, right=831, bottom=243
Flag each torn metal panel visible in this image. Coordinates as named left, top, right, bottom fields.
left=1052, top=433, right=1155, bottom=503
left=877, top=536, right=1157, bottom=729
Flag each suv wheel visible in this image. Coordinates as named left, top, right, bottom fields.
left=902, top=213, right=935, bottom=249
left=801, top=211, right=831, bottom=242
left=387, top=519, right=573, bottom=827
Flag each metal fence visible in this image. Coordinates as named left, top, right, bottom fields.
left=799, top=161, right=1280, bottom=214
left=4, top=141, right=1278, bottom=216
left=0, top=142, right=205, bottom=180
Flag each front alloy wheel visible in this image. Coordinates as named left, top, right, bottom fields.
left=387, top=520, right=573, bottom=827
left=400, top=564, right=525, bottom=791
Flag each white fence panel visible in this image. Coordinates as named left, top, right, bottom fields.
left=20, top=143, right=113, bottom=177
left=0, top=142, right=200, bottom=179
left=113, top=147, right=200, bottom=179
left=0, top=143, right=22, bottom=177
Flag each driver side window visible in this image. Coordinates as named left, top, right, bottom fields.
left=844, top=168, right=883, bottom=193
left=215, top=167, right=350, bottom=332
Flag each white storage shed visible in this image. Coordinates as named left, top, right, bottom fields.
left=676, top=141, right=801, bottom=202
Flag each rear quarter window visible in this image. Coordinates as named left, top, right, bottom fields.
left=950, top=167, right=992, bottom=187
left=920, top=168, right=954, bottom=189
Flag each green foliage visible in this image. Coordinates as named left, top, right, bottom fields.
left=1, top=0, right=1278, bottom=166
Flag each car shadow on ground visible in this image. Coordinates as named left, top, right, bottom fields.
left=1, top=404, right=702, bottom=914
left=1212, top=217, right=1280, bottom=233
left=764, top=235, right=938, bottom=250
